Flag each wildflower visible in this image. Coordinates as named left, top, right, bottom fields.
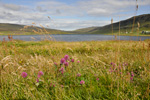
left=109, top=67, right=113, bottom=72
left=60, top=58, right=65, bottom=64
left=122, top=63, right=125, bottom=66
left=64, top=62, right=69, bottom=66
left=36, top=78, right=39, bottom=83
left=50, top=83, right=52, bottom=87
left=77, top=73, right=81, bottom=77
left=59, top=67, right=64, bottom=72
left=96, top=78, right=99, bottom=81
left=71, top=59, right=74, bottom=62
left=77, top=61, right=80, bottom=63
left=37, top=71, right=44, bottom=78
left=110, top=62, right=113, bottom=65
left=64, top=55, right=69, bottom=60
left=21, top=72, right=27, bottom=78
left=119, top=66, right=121, bottom=69
left=37, top=74, right=41, bottom=78
left=61, top=85, right=64, bottom=88
left=125, top=63, right=128, bottom=66
left=127, top=72, right=130, bottom=75
left=54, top=62, right=57, bottom=66
left=38, top=71, right=44, bottom=76
left=52, top=57, right=54, bottom=59
left=53, top=84, right=55, bottom=87
left=61, top=71, right=64, bottom=74
left=80, top=80, right=85, bottom=85
left=130, top=77, right=133, bottom=81
left=59, top=67, right=65, bottom=74
left=131, top=72, right=134, bottom=77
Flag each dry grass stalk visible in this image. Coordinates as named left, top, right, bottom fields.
left=111, top=18, right=113, bottom=40
left=39, top=24, right=49, bottom=34
left=137, top=22, right=140, bottom=40
left=131, top=0, right=138, bottom=34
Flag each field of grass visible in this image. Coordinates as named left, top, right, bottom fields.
left=0, top=39, right=150, bottom=99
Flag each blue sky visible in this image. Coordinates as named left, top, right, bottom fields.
left=0, top=0, right=150, bottom=30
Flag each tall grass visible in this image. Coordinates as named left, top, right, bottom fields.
left=0, top=40, right=150, bottom=99
left=0, top=0, right=150, bottom=99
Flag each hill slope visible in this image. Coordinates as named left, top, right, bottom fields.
left=0, top=23, right=70, bottom=35
left=0, top=14, right=150, bottom=35
left=73, top=14, right=150, bottom=34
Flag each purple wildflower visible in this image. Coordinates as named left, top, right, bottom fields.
left=109, top=67, right=113, bottom=72
left=96, top=78, right=99, bottom=81
left=131, top=72, right=134, bottom=77
left=61, top=71, right=64, bottom=74
left=77, top=61, right=80, bottom=63
left=59, top=67, right=65, bottom=72
left=50, top=83, right=52, bottom=87
left=130, top=77, right=133, bottom=81
left=77, top=73, right=81, bottom=77
left=36, top=78, right=39, bottom=83
left=111, top=62, right=113, bottom=65
left=21, top=72, right=27, bottom=78
left=127, top=72, right=130, bottom=75
left=80, top=80, right=85, bottom=85
left=71, top=59, right=74, bottom=62
left=60, top=58, right=65, bottom=64
left=119, top=66, right=121, bottom=69
left=54, top=62, right=58, bottom=66
left=64, top=62, right=69, bottom=66
left=64, top=55, right=69, bottom=60
left=52, top=57, right=54, bottom=59
left=37, top=74, right=41, bottom=78
left=37, top=71, right=44, bottom=78
left=125, top=63, right=128, bottom=66
left=59, top=67, right=65, bottom=74
left=38, top=71, right=44, bottom=76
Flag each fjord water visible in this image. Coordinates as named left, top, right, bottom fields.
left=0, top=34, right=150, bottom=41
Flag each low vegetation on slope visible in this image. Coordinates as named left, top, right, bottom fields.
left=0, top=23, right=70, bottom=35
left=74, top=14, right=150, bottom=35
left=0, top=14, right=150, bottom=35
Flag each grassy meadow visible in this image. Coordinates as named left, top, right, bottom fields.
left=0, top=39, right=150, bottom=99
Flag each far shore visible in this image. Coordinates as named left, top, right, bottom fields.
left=0, top=32, right=150, bottom=37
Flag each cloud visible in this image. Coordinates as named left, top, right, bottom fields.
left=36, top=6, right=47, bottom=12
left=2, top=4, right=21, bottom=11
left=44, top=19, right=110, bottom=30
left=36, top=1, right=83, bottom=16
left=36, top=0, right=150, bottom=17
left=79, top=0, right=150, bottom=17
left=87, top=8, right=110, bottom=16
left=56, top=9, right=61, bottom=14
left=0, top=0, right=150, bottom=30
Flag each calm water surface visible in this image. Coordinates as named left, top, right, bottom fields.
left=0, top=34, right=150, bottom=41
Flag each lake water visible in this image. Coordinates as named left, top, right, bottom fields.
left=0, top=34, right=150, bottom=41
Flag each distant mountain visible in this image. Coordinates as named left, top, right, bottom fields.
left=0, top=23, right=70, bottom=35
left=0, top=14, right=150, bottom=35
left=73, top=14, right=150, bottom=34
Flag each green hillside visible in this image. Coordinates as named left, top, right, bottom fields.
left=73, top=14, right=150, bottom=35
left=0, top=14, right=150, bottom=35
left=0, top=23, right=70, bottom=35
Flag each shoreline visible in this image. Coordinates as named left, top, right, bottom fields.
left=0, top=33, right=150, bottom=37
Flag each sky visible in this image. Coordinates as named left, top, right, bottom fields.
left=0, top=0, right=150, bottom=31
